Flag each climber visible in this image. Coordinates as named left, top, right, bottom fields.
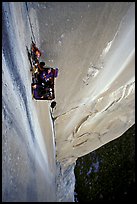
left=31, top=41, right=41, bottom=63
left=32, top=83, right=55, bottom=100
left=29, top=41, right=59, bottom=100
left=41, top=68, right=54, bottom=82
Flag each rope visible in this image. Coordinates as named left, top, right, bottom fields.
left=25, top=2, right=36, bottom=44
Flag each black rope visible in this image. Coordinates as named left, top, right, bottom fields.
left=25, top=2, right=36, bottom=44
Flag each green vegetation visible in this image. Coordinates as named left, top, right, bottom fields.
left=74, top=124, right=135, bottom=202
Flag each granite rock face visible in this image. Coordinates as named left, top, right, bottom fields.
left=56, top=161, right=75, bottom=202
left=51, top=3, right=134, bottom=201
left=53, top=2, right=135, bottom=168
left=2, top=2, right=56, bottom=202
left=2, top=2, right=135, bottom=202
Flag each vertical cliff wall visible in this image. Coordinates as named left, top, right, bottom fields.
left=52, top=2, right=135, bottom=168
left=2, top=2, right=135, bottom=202
left=2, top=2, right=56, bottom=202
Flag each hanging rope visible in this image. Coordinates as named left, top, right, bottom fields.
left=25, top=2, right=36, bottom=44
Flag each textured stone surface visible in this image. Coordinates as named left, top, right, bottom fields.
left=56, top=161, right=75, bottom=202
left=2, top=2, right=56, bottom=202
left=52, top=2, right=135, bottom=168
left=2, top=2, right=135, bottom=202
